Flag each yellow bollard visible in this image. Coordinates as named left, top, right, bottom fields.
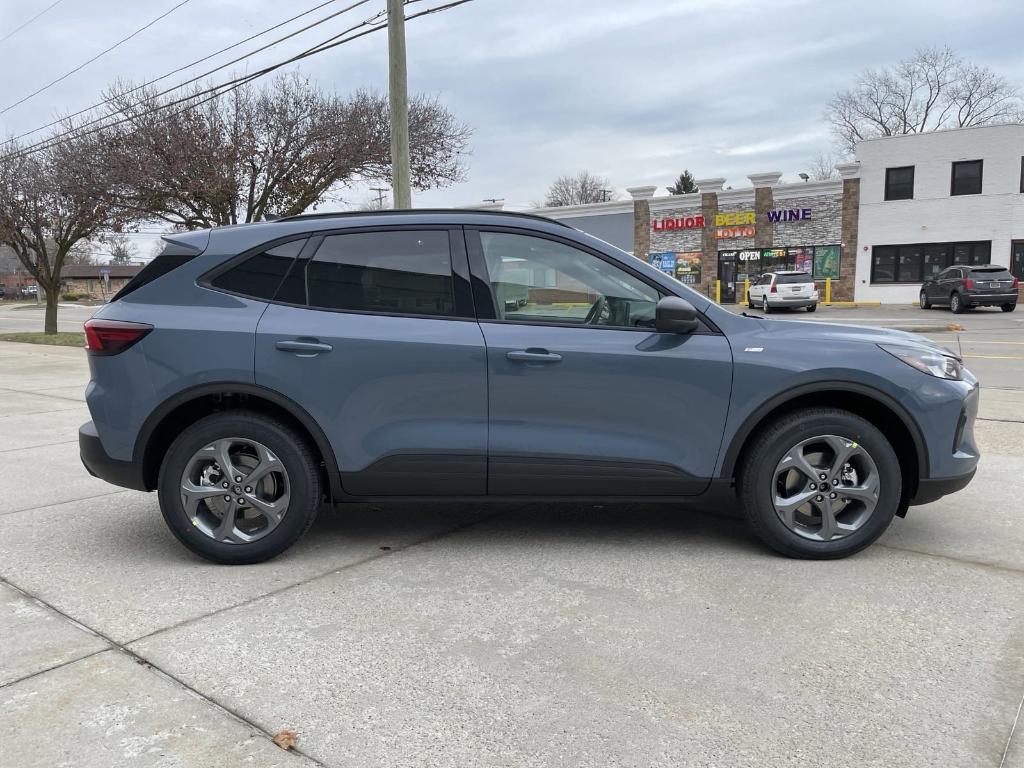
left=824, top=277, right=832, bottom=305
left=743, top=278, right=750, bottom=305
left=715, top=280, right=721, bottom=304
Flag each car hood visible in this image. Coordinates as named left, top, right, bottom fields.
left=753, top=319, right=957, bottom=356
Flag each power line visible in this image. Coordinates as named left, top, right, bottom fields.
left=5, top=0, right=372, bottom=146
left=0, top=0, right=67, bottom=46
left=3, top=0, right=377, bottom=149
left=4, top=0, right=474, bottom=162
left=1, top=0, right=196, bottom=115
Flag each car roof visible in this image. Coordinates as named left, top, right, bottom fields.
left=768, top=271, right=811, bottom=276
left=204, top=209, right=576, bottom=254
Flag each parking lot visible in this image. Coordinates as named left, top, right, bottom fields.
left=1, top=304, right=1023, bottom=767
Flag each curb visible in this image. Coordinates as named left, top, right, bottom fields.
left=823, top=301, right=882, bottom=308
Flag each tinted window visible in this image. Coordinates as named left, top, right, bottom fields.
left=969, top=267, right=1011, bottom=279
left=884, top=166, right=914, bottom=201
left=210, top=240, right=305, bottom=300
left=479, top=232, right=660, bottom=328
left=113, top=242, right=202, bottom=301
left=896, top=245, right=923, bottom=282
left=872, top=246, right=897, bottom=283
left=951, top=160, right=983, bottom=195
left=776, top=273, right=812, bottom=285
left=306, top=231, right=453, bottom=316
left=923, top=244, right=948, bottom=279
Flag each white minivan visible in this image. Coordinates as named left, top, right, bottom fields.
left=748, top=271, right=818, bottom=312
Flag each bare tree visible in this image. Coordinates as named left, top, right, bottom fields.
left=67, top=241, right=98, bottom=266
left=103, top=232, right=138, bottom=265
left=102, top=73, right=470, bottom=228
left=826, top=46, right=1024, bottom=153
left=544, top=171, right=616, bottom=207
left=806, top=151, right=841, bottom=181
left=0, top=130, right=121, bottom=332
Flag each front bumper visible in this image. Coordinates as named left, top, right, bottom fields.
left=79, top=421, right=148, bottom=492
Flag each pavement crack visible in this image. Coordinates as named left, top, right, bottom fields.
left=124, top=506, right=514, bottom=648
left=0, top=574, right=330, bottom=767
left=1000, top=687, right=1024, bottom=768
left=875, top=542, right=1024, bottom=576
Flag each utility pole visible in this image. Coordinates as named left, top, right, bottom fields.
left=370, top=187, right=389, bottom=208
left=387, top=0, right=411, bottom=209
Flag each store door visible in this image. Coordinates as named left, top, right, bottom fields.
left=718, top=255, right=737, bottom=303
left=1012, top=241, right=1024, bottom=282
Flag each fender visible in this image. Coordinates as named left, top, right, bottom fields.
left=133, top=381, right=343, bottom=498
left=718, top=380, right=930, bottom=480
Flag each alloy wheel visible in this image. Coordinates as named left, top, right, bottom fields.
left=771, top=434, right=880, bottom=542
left=179, top=437, right=291, bottom=544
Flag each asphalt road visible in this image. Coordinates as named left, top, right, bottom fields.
left=0, top=334, right=1022, bottom=767
left=0, top=301, right=98, bottom=334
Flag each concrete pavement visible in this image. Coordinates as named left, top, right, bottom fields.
left=0, top=339, right=1022, bottom=767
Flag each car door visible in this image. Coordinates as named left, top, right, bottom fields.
left=466, top=228, right=734, bottom=497
left=254, top=227, right=488, bottom=497
left=749, top=275, right=765, bottom=302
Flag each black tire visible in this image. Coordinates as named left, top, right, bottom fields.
left=157, top=411, right=321, bottom=564
left=920, top=291, right=931, bottom=309
left=762, top=296, right=772, bottom=314
left=950, top=292, right=965, bottom=314
left=737, top=407, right=902, bottom=559
left=1002, top=303, right=1017, bottom=313
left=806, top=303, right=817, bottom=313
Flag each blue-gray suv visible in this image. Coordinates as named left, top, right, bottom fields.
left=79, top=211, right=979, bottom=564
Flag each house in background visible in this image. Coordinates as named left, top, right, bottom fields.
left=61, top=264, right=142, bottom=299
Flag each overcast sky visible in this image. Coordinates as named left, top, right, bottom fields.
left=1, top=0, right=1022, bottom=256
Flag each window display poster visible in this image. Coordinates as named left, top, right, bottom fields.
left=814, top=245, right=841, bottom=279
left=674, top=252, right=702, bottom=285
left=649, top=252, right=676, bottom=275
left=789, top=247, right=814, bottom=274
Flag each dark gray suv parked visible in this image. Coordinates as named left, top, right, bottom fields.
left=80, top=211, right=979, bottom=564
left=920, top=265, right=1018, bottom=313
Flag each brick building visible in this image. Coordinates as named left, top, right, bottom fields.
left=61, top=264, right=142, bottom=299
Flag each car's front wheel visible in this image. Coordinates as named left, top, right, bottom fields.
left=920, top=290, right=931, bottom=309
left=737, top=407, right=901, bottom=559
left=157, top=411, right=321, bottom=564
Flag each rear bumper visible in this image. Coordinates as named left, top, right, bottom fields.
left=964, top=293, right=1017, bottom=306
left=767, top=297, right=817, bottom=308
left=79, top=421, right=148, bottom=492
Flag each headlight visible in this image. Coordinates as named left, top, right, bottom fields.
left=879, top=344, right=963, bottom=380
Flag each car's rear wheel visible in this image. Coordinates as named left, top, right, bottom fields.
left=762, top=296, right=771, bottom=314
left=920, top=290, right=931, bottom=309
left=157, top=411, right=320, bottom=564
left=950, top=292, right=967, bottom=313
left=1002, top=303, right=1017, bottom=313
left=737, top=407, right=901, bottom=559
left=806, top=303, right=817, bottom=313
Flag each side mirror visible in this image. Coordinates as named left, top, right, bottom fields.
left=655, top=296, right=700, bottom=334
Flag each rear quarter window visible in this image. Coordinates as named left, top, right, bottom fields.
left=209, top=239, right=306, bottom=300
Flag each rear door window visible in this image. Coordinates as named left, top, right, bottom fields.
left=306, top=230, right=455, bottom=317
left=210, top=239, right=307, bottom=300
left=775, top=273, right=812, bottom=285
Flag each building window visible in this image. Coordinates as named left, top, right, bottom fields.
left=871, top=241, right=991, bottom=283
left=884, top=166, right=914, bottom=200
left=951, top=160, right=983, bottom=196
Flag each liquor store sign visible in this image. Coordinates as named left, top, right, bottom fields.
left=653, top=207, right=814, bottom=239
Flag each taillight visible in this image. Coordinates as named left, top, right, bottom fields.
left=770, top=283, right=778, bottom=293
left=963, top=278, right=974, bottom=290
left=1014, top=277, right=1020, bottom=289
left=84, top=319, right=152, bottom=356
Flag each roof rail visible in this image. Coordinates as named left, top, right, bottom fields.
left=276, top=208, right=573, bottom=228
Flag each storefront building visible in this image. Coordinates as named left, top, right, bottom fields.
left=629, top=169, right=858, bottom=303
left=525, top=123, right=1023, bottom=304
left=854, top=123, right=1024, bottom=303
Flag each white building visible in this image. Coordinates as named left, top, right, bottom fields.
left=854, top=124, right=1024, bottom=303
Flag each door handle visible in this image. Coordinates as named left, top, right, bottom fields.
left=276, top=339, right=333, bottom=356
left=507, top=349, right=562, bottom=363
